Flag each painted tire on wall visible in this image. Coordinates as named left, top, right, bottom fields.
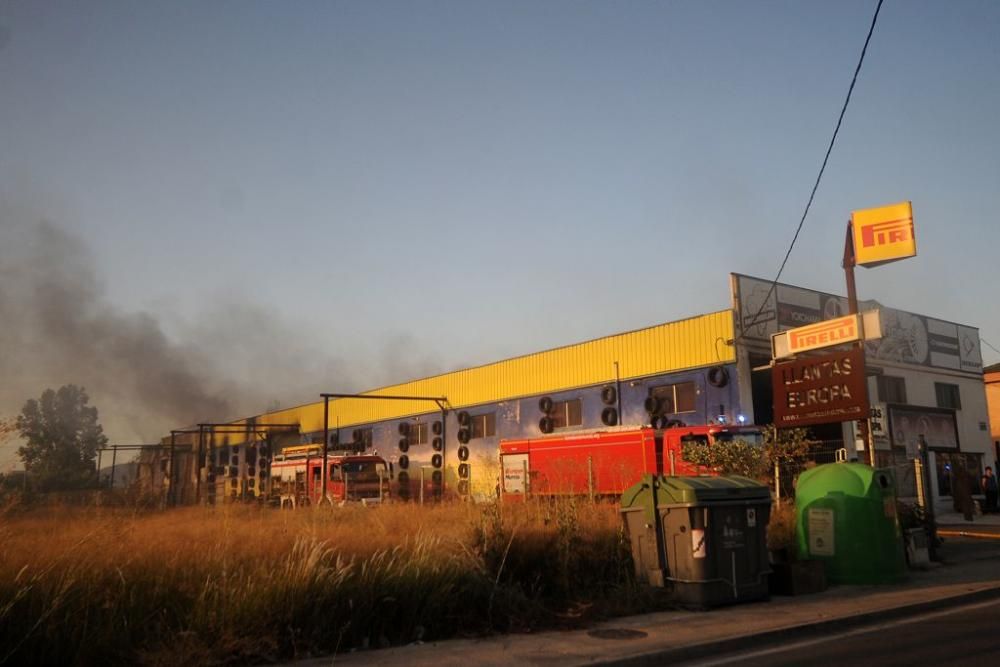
left=538, top=396, right=554, bottom=414
left=539, top=416, right=554, bottom=434
left=601, top=407, right=618, bottom=426
left=457, top=445, right=470, bottom=461
left=398, top=438, right=409, bottom=452
left=457, top=428, right=471, bottom=444
left=432, top=420, right=443, bottom=435
left=432, top=436, right=443, bottom=451
left=708, top=366, right=729, bottom=388
left=601, top=385, right=617, bottom=405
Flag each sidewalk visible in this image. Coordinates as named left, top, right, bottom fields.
left=936, top=509, right=1000, bottom=538
left=936, top=509, right=1000, bottom=526
left=320, top=539, right=1000, bottom=667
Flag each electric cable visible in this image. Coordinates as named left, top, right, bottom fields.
left=980, top=337, right=1000, bottom=359
left=739, top=0, right=885, bottom=339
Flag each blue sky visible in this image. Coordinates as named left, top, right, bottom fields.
left=1, top=1, right=998, bottom=452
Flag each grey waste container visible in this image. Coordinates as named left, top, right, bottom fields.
left=620, top=474, right=772, bottom=608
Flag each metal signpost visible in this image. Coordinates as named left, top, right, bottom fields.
left=768, top=201, right=915, bottom=466
left=842, top=201, right=917, bottom=465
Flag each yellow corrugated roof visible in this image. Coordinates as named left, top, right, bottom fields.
left=226, top=310, right=735, bottom=434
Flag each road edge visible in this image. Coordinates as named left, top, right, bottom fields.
left=596, top=584, right=1000, bottom=667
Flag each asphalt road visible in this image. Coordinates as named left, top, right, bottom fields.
left=688, top=598, right=1000, bottom=667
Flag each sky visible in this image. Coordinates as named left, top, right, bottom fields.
left=1, top=1, right=999, bottom=464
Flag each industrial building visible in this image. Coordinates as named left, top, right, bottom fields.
left=153, top=273, right=990, bottom=511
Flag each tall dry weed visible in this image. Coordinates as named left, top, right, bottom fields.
left=0, top=499, right=635, bottom=665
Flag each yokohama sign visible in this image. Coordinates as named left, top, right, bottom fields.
left=773, top=348, right=868, bottom=428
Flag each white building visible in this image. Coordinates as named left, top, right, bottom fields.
left=731, top=274, right=990, bottom=510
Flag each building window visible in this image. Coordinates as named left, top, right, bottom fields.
left=407, top=422, right=428, bottom=445
left=471, top=412, right=496, bottom=439
left=878, top=375, right=907, bottom=404
left=352, top=428, right=373, bottom=449
left=935, top=383, right=962, bottom=410
left=551, top=399, right=583, bottom=429
left=650, top=381, right=697, bottom=414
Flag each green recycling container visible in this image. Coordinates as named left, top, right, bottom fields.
left=795, top=463, right=905, bottom=585
left=620, top=474, right=772, bottom=608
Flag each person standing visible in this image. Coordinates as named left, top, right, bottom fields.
left=953, top=464, right=975, bottom=521
left=981, top=466, right=998, bottom=514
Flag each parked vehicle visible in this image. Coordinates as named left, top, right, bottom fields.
left=499, top=424, right=760, bottom=500
left=269, top=445, right=389, bottom=508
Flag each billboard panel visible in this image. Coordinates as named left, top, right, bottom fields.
left=733, top=274, right=983, bottom=373
left=888, top=406, right=959, bottom=459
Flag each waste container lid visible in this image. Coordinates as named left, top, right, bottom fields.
left=796, top=463, right=897, bottom=503
left=621, top=474, right=770, bottom=517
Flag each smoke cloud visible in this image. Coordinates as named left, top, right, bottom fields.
left=0, top=218, right=327, bottom=465
left=0, top=209, right=455, bottom=469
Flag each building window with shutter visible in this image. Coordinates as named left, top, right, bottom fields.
left=407, top=422, right=428, bottom=445
left=471, top=413, right=496, bottom=439
left=650, top=381, right=698, bottom=414
left=551, top=399, right=583, bottom=429
left=935, top=383, right=961, bottom=410
left=878, top=375, right=907, bottom=404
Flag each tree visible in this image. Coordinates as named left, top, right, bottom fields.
left=16, top=385, right=107, bottom=490
left=681, top=425, right=818, bottom=485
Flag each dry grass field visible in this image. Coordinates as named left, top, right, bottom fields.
left=0, top=499, right=642, bottom=665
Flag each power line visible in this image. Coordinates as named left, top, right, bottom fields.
left=739, top=0, right=885, bottom=339
left=982, top=337, right=1000, bottom=358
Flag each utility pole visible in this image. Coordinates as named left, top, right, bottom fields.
left=322, top=395, right=331, bottom=505
left=842, top=222, right=876, bottom=466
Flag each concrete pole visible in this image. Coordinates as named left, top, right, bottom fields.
left=843, top=221, right=875, bottom=466
left=588, top=456, right=594, bottom=502
left=918, top=435, right=938, bottom=560
left=322, top=395, right=330, bottom=505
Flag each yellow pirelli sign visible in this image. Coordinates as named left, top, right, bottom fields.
left=851, top=201, right=916, bottom=268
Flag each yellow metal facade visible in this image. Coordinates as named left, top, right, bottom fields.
left=225, top=310, right=735, bottom=435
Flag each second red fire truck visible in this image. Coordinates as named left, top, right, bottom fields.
left=499, top=424, right=760, bottom=501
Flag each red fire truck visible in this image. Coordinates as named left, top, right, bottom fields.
left=499, top=424, right=760, bottom=500
left=269, top=445, right=390, bottom=508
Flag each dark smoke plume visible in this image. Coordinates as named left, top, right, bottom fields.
left=0, top=220, right=234, bottom=445
left=0, top=218, right=353, bottom=463
left=0, top=213, right=454, bottom=468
